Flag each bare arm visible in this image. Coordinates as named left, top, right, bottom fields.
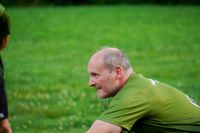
left=0, top=119, right=12, bottom=133
left=86, top=120, right=122, bottom=133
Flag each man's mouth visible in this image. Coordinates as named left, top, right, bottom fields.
left=95, top=85, right=101, bottom=90
left=96, top=87, right=102, bottom=93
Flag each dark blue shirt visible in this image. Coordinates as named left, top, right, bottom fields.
left=0, top=55, right=8, bottom=120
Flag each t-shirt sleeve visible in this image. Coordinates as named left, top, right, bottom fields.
left=98, top=90, right=151, bottom=131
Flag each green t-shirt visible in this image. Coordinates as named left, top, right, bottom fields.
left=98, top=73, right=200, bottom=132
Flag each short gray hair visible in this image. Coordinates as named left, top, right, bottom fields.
left=101, top=47, right=132, bottom=72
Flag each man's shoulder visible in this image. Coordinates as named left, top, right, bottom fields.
left=118, top=73, right=155, bottom=97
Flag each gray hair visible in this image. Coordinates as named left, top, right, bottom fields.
left=101, top=47, right=132, bottom=72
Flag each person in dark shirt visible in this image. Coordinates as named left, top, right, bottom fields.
left=0, top=4, right=12, bottom=133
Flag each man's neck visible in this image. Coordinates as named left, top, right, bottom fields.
left=119, top=68, right=133, bottom=90
left=125, top=68, right=133, bottom=81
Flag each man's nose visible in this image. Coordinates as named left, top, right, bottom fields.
left=89, top=78, right=95, bottom=87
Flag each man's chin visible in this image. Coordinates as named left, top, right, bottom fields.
left=97, top=93, right=109, bottom=99
left=97, top=93, right=105, bottom=99
left=97, top=94, right=104, bottom=99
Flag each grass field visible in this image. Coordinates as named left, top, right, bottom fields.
left=2, top=5, right=200, bottom=133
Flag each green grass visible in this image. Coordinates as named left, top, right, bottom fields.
left=2, top=5, right=200, bottom=133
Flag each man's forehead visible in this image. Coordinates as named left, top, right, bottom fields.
left=88, top=57, right=103, bottom=69
left=89, top=51, right=104, bottom=64
left=88, top=53, right=105, bottom=72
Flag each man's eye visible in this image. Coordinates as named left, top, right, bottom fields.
left=91, top=73, right=99, bottom=78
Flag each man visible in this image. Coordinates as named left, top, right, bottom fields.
left=0, top=4, right=12, bottom=133
left=87, top=47, right=200, bottom=133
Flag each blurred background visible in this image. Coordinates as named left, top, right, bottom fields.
left=1, top=0, right=200, bottom=133
left=1, top=0, right=200, bottom=6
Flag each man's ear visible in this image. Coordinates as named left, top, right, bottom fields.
left=115, top=66, right=124, bottom=79
left=0, top=35, right=9, bottom=50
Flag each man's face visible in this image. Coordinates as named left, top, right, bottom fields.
left=88, top=53, right=118, bottom=98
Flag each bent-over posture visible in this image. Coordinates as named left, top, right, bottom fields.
left=87, top=47, right=200, bottom=133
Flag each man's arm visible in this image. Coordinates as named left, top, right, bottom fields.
left=0, top=119, right=12, bottom=133
left=86, top=120, right=122, bottom=133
